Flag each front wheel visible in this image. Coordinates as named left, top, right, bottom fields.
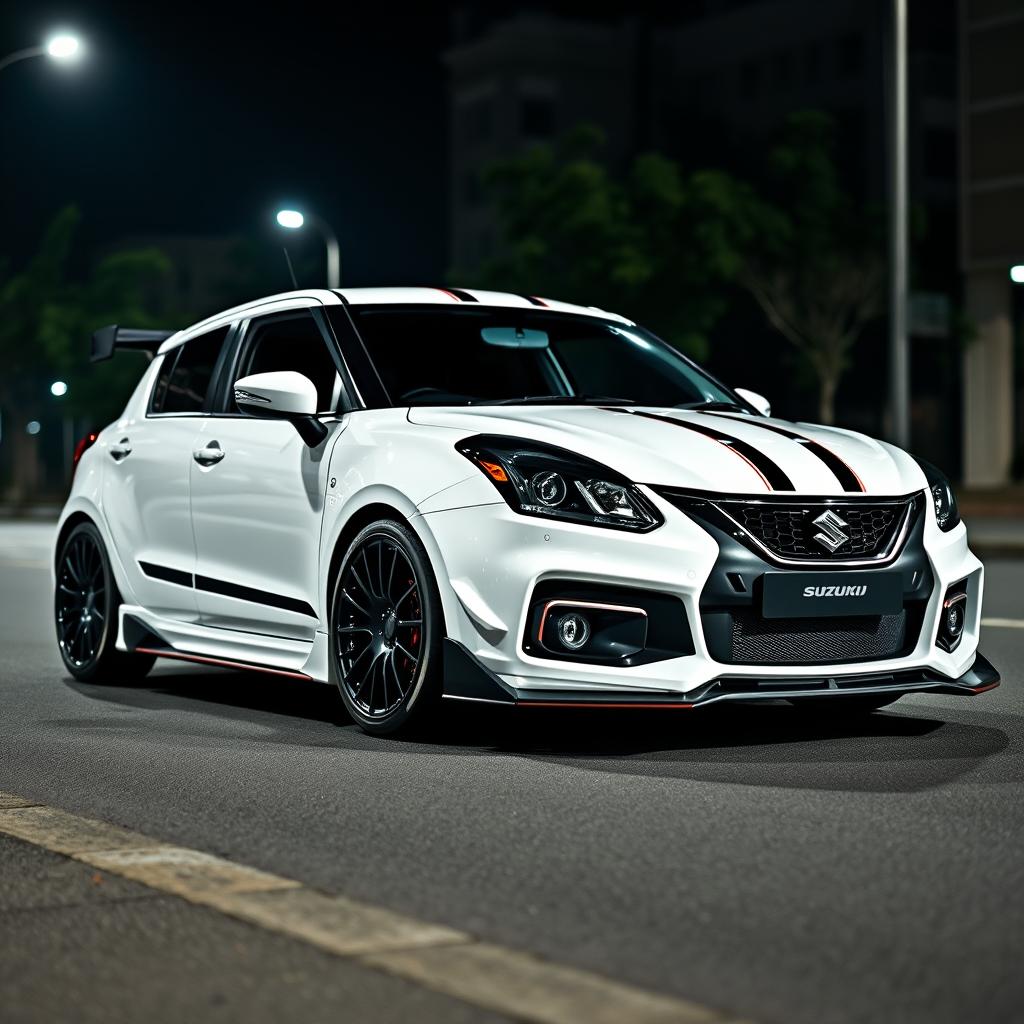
left=330, top=519, right=444, bottom=736
left=54, top=522, right=156, bottom=684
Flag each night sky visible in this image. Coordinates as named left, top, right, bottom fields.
left=0, top=2, right=453, bottom=284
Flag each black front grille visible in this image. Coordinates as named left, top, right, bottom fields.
left=723, top=500, right=911, bottom=561
left=730, top=611, right=907, bottom=664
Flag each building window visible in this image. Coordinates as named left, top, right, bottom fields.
left=520, top=97, right=554, bottom=139
left=462, top=97, right=492, bottom=145
left=740, top=59, right=761, bottom=98
left=803, top=43, right=820, bottom=84
left=837, top=32, right=865, bottom=77
left=773, top=50, right=794, bottom=90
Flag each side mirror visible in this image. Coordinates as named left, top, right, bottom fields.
left=734, top=387, right=772, bottom=418
left=234, top=371, right=328, bottom=447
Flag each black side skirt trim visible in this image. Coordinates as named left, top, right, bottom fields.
left=194, top=575, right=317, bottom=618
left=139, top=561, right=193, bottom=588
left=138, top=560, right=316, bottom=618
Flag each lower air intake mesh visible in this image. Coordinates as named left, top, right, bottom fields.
left=730, top=611, right=907, bottom=664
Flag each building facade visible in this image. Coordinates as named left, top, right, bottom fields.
left=960, top=0, right=1024, bottom=486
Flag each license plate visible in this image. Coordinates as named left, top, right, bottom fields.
left=762, top=571, right=903, bottom=619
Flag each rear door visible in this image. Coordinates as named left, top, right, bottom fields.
left=189, top=306, right=347, bottom=639
left=101, top=325, right=232, bottom=620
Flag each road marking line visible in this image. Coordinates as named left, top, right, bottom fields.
left=365, top=941, right=735, bottom=1024
left=982, top=617, right=1024, bottom=629
left=0, top=792, right=746, bottom=1024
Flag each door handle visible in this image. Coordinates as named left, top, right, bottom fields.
left=193, top=441, right=225, bottom=467
left=109, top=438, right=132, bottom=461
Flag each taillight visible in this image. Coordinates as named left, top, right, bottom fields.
left=72, top=432, right=99, bottom=479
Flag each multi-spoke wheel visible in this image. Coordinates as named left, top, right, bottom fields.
left=54, top=522, right=155, bottom=683
left=330, top=519, right=443, bottom=735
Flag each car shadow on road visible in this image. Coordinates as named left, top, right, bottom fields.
left=64, top=665, right=1011, bottom=793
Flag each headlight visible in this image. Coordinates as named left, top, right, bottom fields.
left=456, top=435, right=662, bottom=532
left=916, top=458, right=960, bottom=532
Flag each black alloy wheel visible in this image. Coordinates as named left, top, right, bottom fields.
left=331, top=519, right=443, bottom=735
left=55, top=522, right=155, bottom=683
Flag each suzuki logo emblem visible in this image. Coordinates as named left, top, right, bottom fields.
left=812, top=510, right=850, bottom=552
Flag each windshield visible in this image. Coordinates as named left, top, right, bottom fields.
left=339, top=307, right=746, bottom=410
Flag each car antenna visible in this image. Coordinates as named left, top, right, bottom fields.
left=282, top=247, right=299, bottom=289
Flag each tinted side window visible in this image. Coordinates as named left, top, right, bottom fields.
left=148, top=353, right=176, bottom=414
left=237, top=313, right=340, bottom=413
left=157, top=327, right=230, bottom=414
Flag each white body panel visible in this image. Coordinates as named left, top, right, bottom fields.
left=55, top=288, right=992, bottom=706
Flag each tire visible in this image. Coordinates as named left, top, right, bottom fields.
left=54, top=522, right=156, bottom=684
left=329, top=519, right=444, bottom=736
left=789, top=694, right=901, bottom=714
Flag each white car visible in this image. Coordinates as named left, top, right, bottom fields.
left=54, top=287, right=999, bottom=734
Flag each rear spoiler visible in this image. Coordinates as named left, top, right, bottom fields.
left=91, top=325, right=177, bottom=363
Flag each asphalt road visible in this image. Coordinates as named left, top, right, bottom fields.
left=1, top=522, right=1022, bottom=1024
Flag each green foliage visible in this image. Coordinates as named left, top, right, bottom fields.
left=0, top=205, right=173, bottom=428
left=739, top=112, right=885, bottom=422
left=461, top=127, right=763, bottom=360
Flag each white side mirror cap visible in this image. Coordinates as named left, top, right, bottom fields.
left=735, top=387, right=771, bottom=418
left=234, top=371, right=318, bottom=418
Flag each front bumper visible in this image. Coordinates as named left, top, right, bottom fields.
left=418, top=487, right=988, bottom=699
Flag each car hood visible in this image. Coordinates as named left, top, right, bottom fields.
left=407, top=405, right=927, bottom=496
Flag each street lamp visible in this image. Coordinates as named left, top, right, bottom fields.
left=50, top=381, right=69, bottom=397
left=1010, top=266, right=1024, bottom=284
left=0, top=31, right=84, bottom=74
left=275, top=208, right=341, bottom=289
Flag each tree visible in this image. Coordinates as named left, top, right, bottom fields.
left=462, top=127, right=762, bottom=360
left=738, top=112, right=885, bottom=424
left=0, top=206, right=172, bottom=507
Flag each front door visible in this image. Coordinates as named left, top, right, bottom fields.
left=189, top=307, right=346, bottom=639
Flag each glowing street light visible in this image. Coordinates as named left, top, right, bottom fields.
left=1010, top=265, right=1024, bottom=284
left=0, top=31, right=84, bottom=74
left=50, top=381, right=69, bottom=397
left=275, top=207, right=341, bottom=288
left=46, top=35, right=81, bottom=61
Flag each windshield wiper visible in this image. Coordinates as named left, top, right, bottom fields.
left=674, top=400, right=748, bottom=413
left=480, top=395, right=638, bottom=407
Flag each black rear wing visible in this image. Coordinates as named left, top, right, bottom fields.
left=91, top=325, right=177, bottom=363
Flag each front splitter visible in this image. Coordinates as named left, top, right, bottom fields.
left=441, top=640, right=1000, bottom=709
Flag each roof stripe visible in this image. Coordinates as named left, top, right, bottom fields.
left=710, top=414, right=865, bottom=492
left=522, top=295, right=548, bottom=307
left=444, top=287, right=478, bottom=302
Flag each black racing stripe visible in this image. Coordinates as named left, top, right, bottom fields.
left=139, top=561, right=193, bottom=588
left=194, top=575, right=317, bottom=618
left=630, top=410, right=795, bottom=491
left=711, top=414, right=865, bottom=492
left=520, top=294, right=547, bottom=306
left=445, top=287, right=478, bottom=302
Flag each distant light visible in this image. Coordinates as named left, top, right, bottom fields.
left=26, top=421, right=41, bottom=436
left=46, top=34, right=81, bottom=61
left=1011, top=265, right=1024, bottom=284
left=276, top=209, right=304, bottom=229
left=50, top=380, right=68, bottom=397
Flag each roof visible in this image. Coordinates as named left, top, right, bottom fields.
left=158, top=287, right=633, bottom=354
left=337, top=287, right=633, bottom=324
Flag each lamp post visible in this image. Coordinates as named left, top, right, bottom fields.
left=275, top=209, right=341, bottom=288
left=0, top=33, right=83, bottom=74
left=888, top=0, right=909, bottom=450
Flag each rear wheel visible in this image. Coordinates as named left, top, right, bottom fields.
left=54, top=522, right=156, bottom=684
left=330, top=519, right=444, bottom=736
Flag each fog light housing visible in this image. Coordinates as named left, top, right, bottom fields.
left=536, top=600, right=648, bottom=662
left=556, top=613, right=590, bottom=649
left=937, top=583, right=968, bottom=653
